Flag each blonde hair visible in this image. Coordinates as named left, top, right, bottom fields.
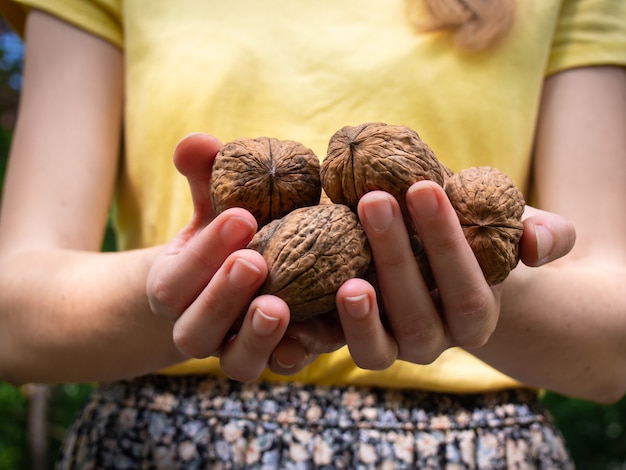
left=407, top=0, right=516, bottom=51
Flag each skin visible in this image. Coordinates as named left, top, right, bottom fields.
left=0, top=11, right=624, bottom=404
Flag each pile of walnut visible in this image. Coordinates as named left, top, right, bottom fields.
left=210, top=122, right=525, bottom=321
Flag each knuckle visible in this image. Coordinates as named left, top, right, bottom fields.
left=455, top=329, right=492, bottom=349
left=374, top=248, right=409, bottom=269
left=427, top=230, right=466, bottom=257
left=188, top=244, right=223, bottom=273
left=221, top=364, right=259, bottom=383
left=172, top=327, right=195, bottom=357
left=402, top=347, right=443, bottom=366
left=219, top=332, right=274, bottom=382
left=355, top=353, right=396, bottom=371
left=451, top=286, right=493, bottom=320
left=447, top=287, right=497, bottom=348
left=368, top=234, right=414, bottom=270
left=147, top=273, right=181, bottom=318
left=242, top=334, right=274, bottom=357
left=395, top=320, right=446, bottom=364
left=172, top=324, right=215, bottom=359
left=396, top=317, right=439, bottom=344
left=194, top=289, right=221, bottom=315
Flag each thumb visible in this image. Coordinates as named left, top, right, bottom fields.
left=173, top=133, right=223, bottom=225
left=519, top=206, right=576, bottom=267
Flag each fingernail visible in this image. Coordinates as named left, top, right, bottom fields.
left=275, top=358, right=296, bottom=370
left=343, top=294, right=371, bottom=319
left=409, top=184, right=440, bottom=219
left=535, top=224, right=554, bottom=264
left=252, top=308, right=280, bottom=337
left=220, top=216, right=256, bottom=245
left=364, top=195, right=394, bottom=232
left=229, top=258, right=262, bottom=288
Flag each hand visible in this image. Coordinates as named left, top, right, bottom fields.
left=334, top=180, right=576, bottom=370
left=146, top=133, right=316, bottom=382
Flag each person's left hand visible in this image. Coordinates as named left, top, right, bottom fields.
left=293, top=180, right=575, bottom=370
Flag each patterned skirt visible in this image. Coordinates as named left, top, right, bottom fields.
left=57, top=375, right=574, bottom=469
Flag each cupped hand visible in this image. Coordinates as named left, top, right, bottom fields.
left=146, top=133, right=314, bottom=382
left=334, top=180, right=576, bottom=370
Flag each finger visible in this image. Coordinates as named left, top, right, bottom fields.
left=220, top=295, right=290, bottom=382
left=147, top=208, right=257, bottom=319
left=262, top=313, right=346, bottom=376
left=358, top=190, right=446, bottom=363
left=284, top=312, right=346, bottom=356
left=171, top=249, right=267, bottom=358
left=268, top=336, right=317, bottom=376
left=407, top=181, right=497, bottom=348
left=336, top=278, right=398, bottom=370
left=519, top=206, right=576, bottom=267
left=173, top=132, right=223, bottom=224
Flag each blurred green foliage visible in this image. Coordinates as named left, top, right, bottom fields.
left=543, top=392, right=626, bottom=469
left=0, top=382, right=95, bottom=469
left=0, top=128, right=9, bottom=181
left=0, top=383, right=27, bottom=469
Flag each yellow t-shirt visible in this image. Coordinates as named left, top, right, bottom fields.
left=2, top=0, right=626, bottom=392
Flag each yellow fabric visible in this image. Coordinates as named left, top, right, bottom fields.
left=2, top=0, right=626, bottom=393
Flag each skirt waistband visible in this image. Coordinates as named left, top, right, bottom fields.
left=96, top=374, right=545, bottom=433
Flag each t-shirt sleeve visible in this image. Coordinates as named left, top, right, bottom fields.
left=0, top=0, right=122, bottom=48
left=547, top=0, right=626, bottom=75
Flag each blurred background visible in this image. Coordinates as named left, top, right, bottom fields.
left=0, top=17, right=625, bottom=470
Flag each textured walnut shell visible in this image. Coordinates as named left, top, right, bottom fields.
left=248, top=204, right=371, bottom=321
left=445, top=166, right=525, bottom=285
left=210, top=137, right=322, bottom=227
left=321, top=122, right=445, bottom=215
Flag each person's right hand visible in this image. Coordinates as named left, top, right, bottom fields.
left=146, top=133, right=303, bottom=382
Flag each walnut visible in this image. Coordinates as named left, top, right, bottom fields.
left=320, top=122, right=445, bottom=217
left=444, top=166, right=525, bottom=284
left=210, top=137, right=322, bottom=227
left=247, top=204, right=371, bottom=321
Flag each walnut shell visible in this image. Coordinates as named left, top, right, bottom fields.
left=248, top=204, right=371, bottom=321
left=444, top=166, right=525, bottom=285
left=321, top=122, right=445, bottom=216
left=210, top=137, right=322, bottom=227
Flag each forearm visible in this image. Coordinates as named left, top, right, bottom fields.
left=0, top=247, right=186, bottom=385
left=474, top=261, right=626, bottom=403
